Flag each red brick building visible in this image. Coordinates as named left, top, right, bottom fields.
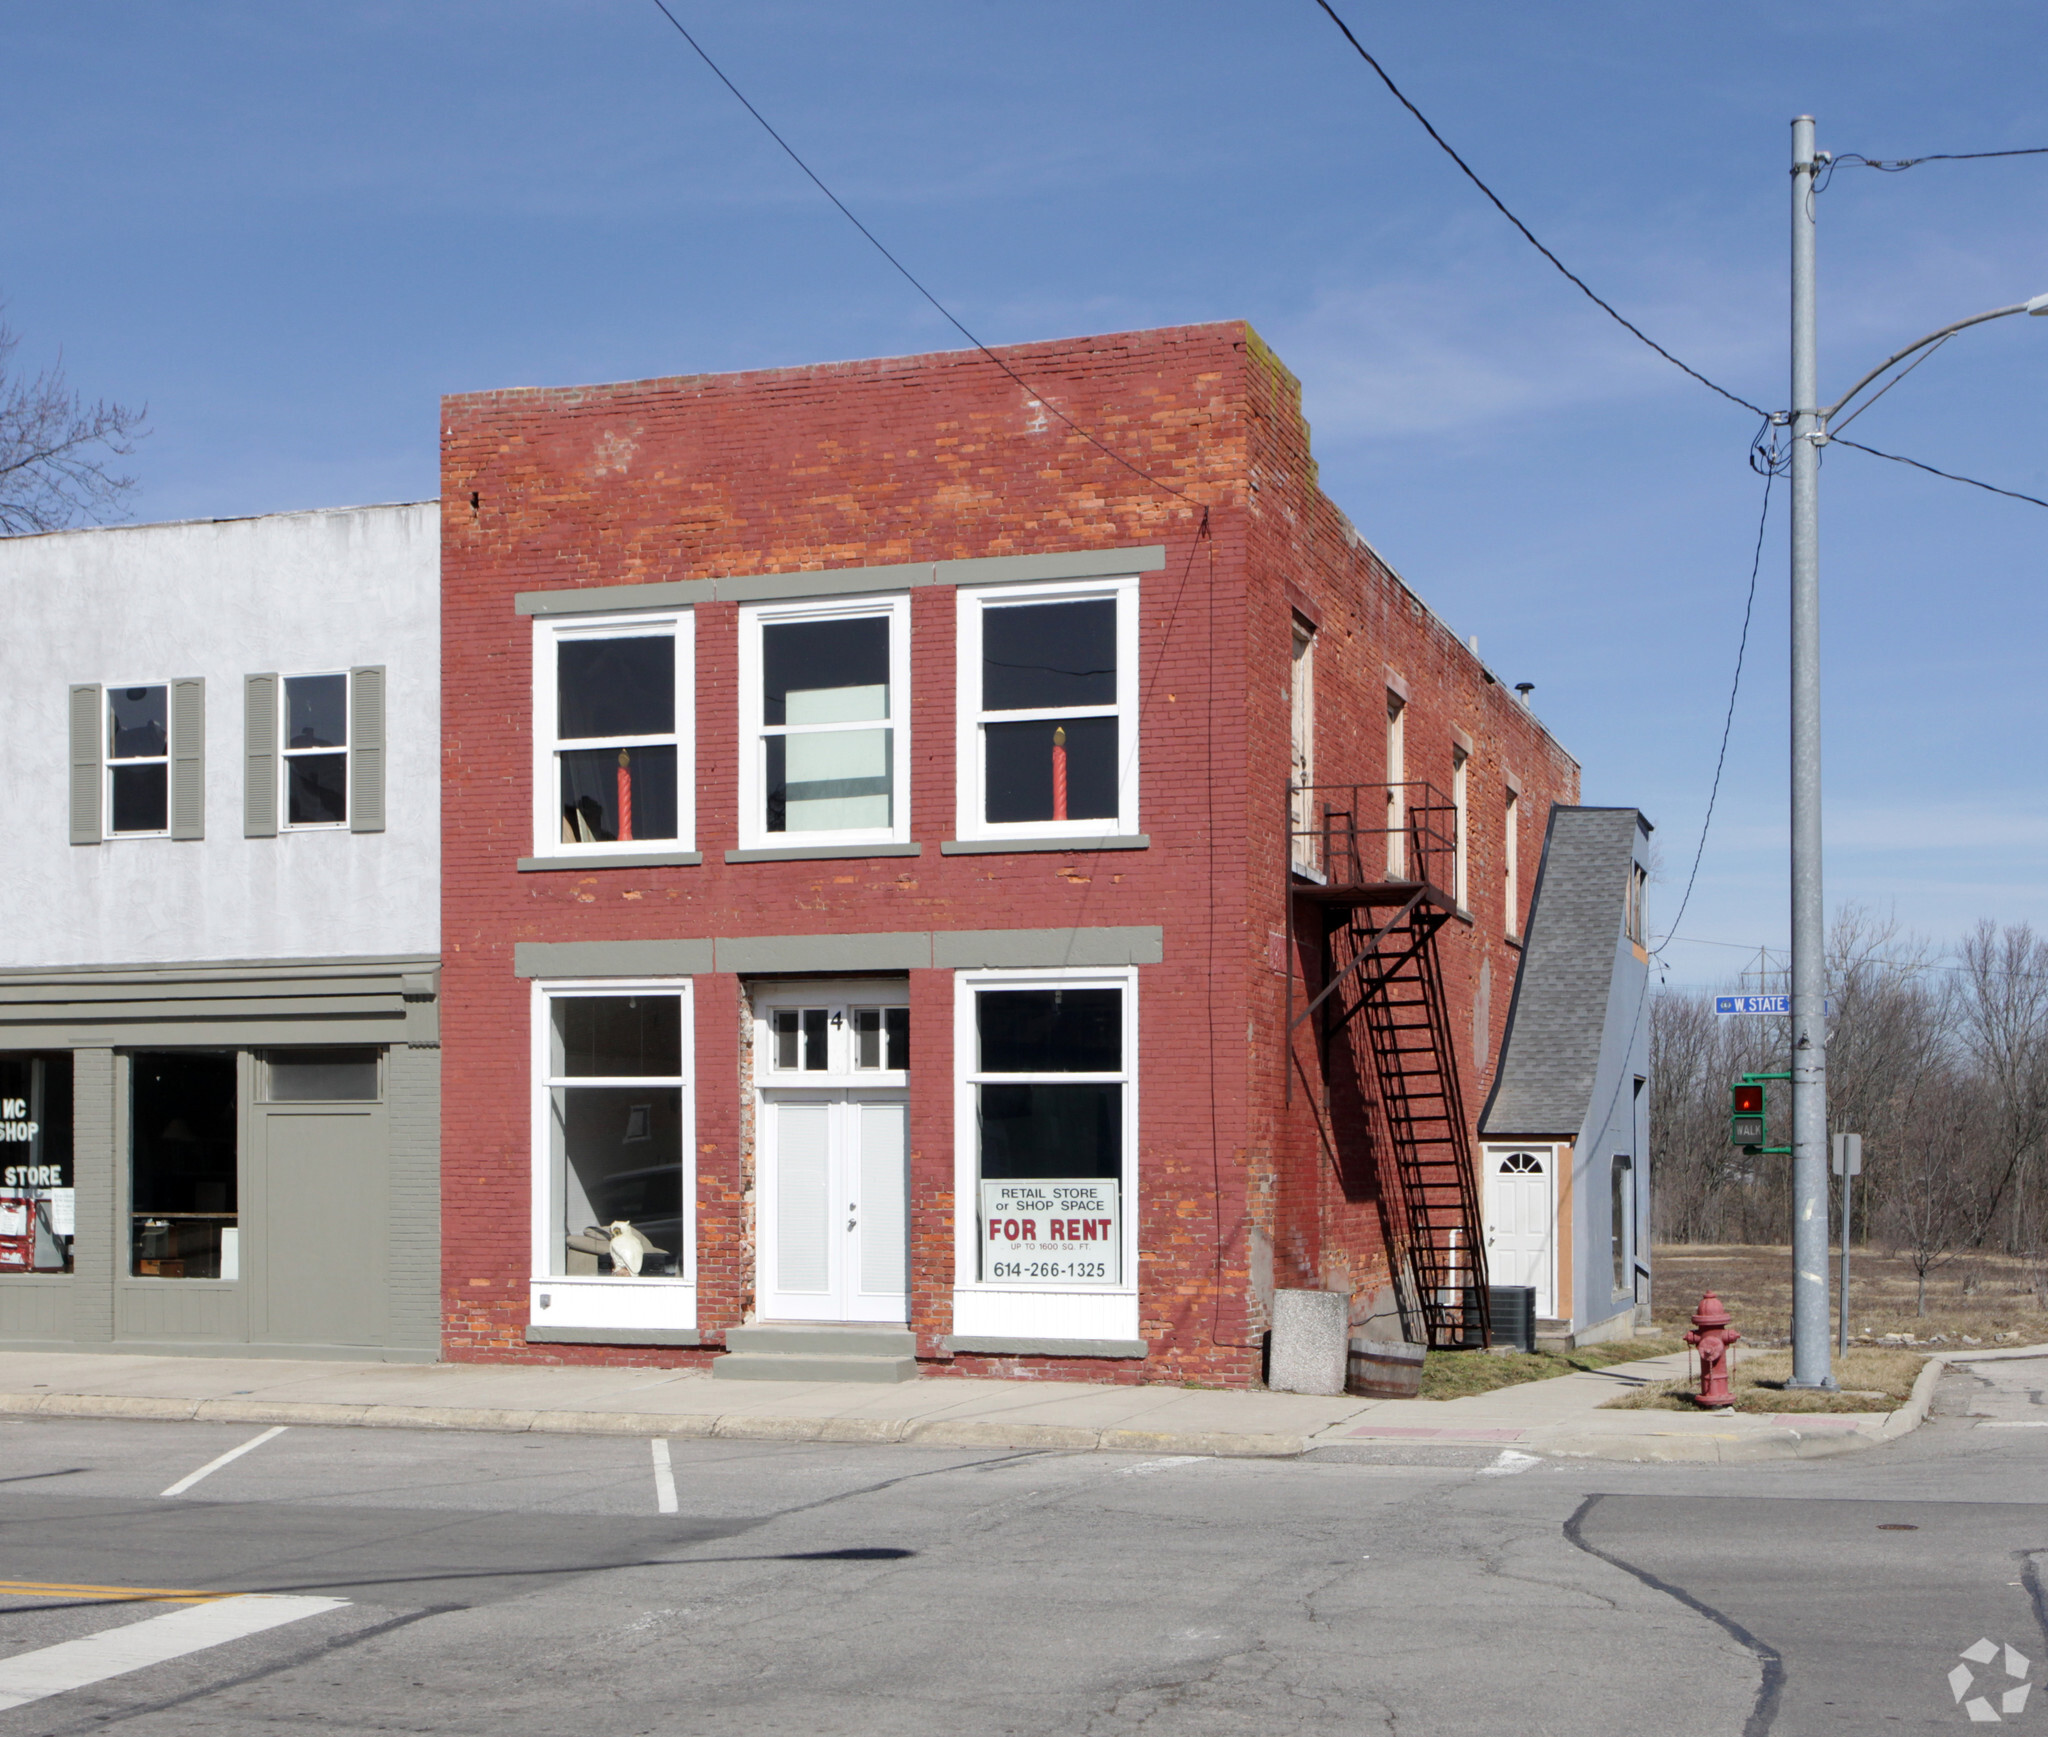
left=438, top=321, right=1578, bottom=1386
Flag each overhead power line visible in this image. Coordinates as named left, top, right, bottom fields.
left=1833, top=147, right=2048, bottom=173
left=1831, top=435, right=2048, bottom=512
left=645, top=0, right=1200, bottom=511
left=1309, top=0, right=1768, bottom=418
left=1654, top=458, right=1778, bottom=956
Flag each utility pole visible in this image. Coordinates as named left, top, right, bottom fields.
left=1787, top=116, right=1834, bottom=1389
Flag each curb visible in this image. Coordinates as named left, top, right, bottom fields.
left=0, top=1392, right=1310, bottom=1460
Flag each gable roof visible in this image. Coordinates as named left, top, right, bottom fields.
left=1479, top=806, right=1644, bottom=1138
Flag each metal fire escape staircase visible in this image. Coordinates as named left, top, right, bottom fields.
left=1286, top=785, right=1490, bottom=1349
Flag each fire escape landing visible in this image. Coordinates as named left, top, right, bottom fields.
left=1285, top=783, right=1490, bottom=1350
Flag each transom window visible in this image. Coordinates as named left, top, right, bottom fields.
left=107, top=684, right=169, bottom=835
left=740, top=599, right=909, bottom=847
left=537, top=988, right=690, bottom=1281
left=766, top=1004, right=909, bottom=1075
left=956, top=578, right=1138, bottom=840
left=532, top=613, right=692, bottom=857
left=282, top=673, right=349, bottom=827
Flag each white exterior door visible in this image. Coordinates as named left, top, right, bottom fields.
left=759, top=1093, right=908, bottom=1323
left=753, top=981, right=911, bottom=1325
left=1484, top=1146, right=1555, bottom=1318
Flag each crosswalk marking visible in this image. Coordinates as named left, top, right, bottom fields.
left=161, top=1425, right=289, bottom=1497
left=0, top=1593, right=347, bottom=1711
left=651, top=1438, right=678, bottom=1514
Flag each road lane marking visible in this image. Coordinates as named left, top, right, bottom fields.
left=1980, top=1420, right=2048, bottom=1428
left=651, top=1438, right=678, bottom=1514
left=1478, top=1449, right=1542, bottom=1476
left=0, top=1593, right=347, bottom=1711
left=1118, top=1456, right=1205, bottom=1475
left=0, top=1581, right=223, bottom=1606
left=160, top=1425, right=289, bottom=1497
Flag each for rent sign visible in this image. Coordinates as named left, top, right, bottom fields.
left=980, top=1181, right=1119, bottom=1285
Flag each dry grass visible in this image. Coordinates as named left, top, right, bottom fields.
left=1419, top=1337, right=1684, bottom=1401
left=1652, top=1243, right=2048, bottom=1351
left=1605, top=1345, right=1929, bottom=1414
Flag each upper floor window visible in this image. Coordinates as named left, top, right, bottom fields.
left=282, top=673, right=349, bottom=828
left=956, top=577, right=1138, bottom=841
left=107, top=683, right=170, bottom=835
left=532, top=612, right=692, bottom=857
left=1625, top=862, right=1648, bottom=946
left=1504, top=785, right=1521, bottom=938
left=1450, top=743, right=1470, bottom=909
left=739, top=598, right=908, bottom=849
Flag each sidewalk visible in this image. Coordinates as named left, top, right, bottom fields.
left=0, top=1344, right=1990, bottom=1463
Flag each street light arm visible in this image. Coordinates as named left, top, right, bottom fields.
left=1822, top=302, right=2032, bottom=423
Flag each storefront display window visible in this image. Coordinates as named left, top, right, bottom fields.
left=130, top=1051, right=237, bottom=1280
left=971, top=983, right=1127, bottom=1286
left=542, top=991, right=688, bottom=1279
left=0, top=1053, right=75, bottom=1274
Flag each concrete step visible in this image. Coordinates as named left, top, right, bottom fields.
left=713, top=1323, right=919, bottom=1384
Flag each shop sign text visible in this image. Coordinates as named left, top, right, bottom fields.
left=980, top=1181, right=1119, bottom=1285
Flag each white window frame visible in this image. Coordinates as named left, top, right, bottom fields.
left=1451, top=744, right=1470, bottom=910
left=737, top=595, right=910, bottom=851
left=1384, top=689, right=1407, bottom=878
left=528, top=978, right=696, bottom=1334
left=104, top=678, right=171, bottom=840
left=951, top=966, right=1139, bottom=1342
left=954, top=575, right=1140, bottom=843
left=1504, top=786, right=1521, bottom=938
left=1289, top=619, right=1317, bottom=875
left=530, top=609, right=694, bottom=861
left=278, top=669, right=350, bottom=832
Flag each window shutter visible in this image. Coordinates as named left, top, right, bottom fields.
left=349, top=665, right=386, bottom=833
left=244, top=673, right=279, bottom=838
left=68, top=684, right=102, bottom=845
left=170, top=677, right=205, bottom=840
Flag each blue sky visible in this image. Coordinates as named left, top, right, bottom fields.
left=6, top=2, right=2043, bottom=986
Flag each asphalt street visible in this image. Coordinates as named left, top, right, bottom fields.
left=0, top=1358, right=2042, bottom=1736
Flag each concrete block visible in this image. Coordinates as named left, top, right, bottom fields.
left=1268, top=1290, right=1348, bottom=1396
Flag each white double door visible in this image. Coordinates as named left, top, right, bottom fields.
left=1484, top=1146, right=1555, bottom=1318
left=759, top=1091, right=908, bottom=1323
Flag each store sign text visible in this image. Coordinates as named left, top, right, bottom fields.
left=980, top=1181, right=1119, bottom=1285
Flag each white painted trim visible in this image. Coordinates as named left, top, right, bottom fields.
left=951, top=964, right=1139, bottom=1310
left=528, top=977, right=696, bottom=1311
left=528, top=608, right=695, bottom=863
left=953, top=574, right=1140, bottom=843
left=277, top=668, right=350, bottom=832
left=102, top=677, right=172, bottom=839
left=737, top=594, right=911, bottom=852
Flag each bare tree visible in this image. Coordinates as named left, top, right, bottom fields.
left=1957, top=921, right=2048, bottom=1255
left=0, top=315, right=146, bottom=535
left=1880, top=1063, right=1997, bottom=1314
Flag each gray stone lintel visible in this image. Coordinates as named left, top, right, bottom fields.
left=518, top=851, right=703, bottom=871
left=939, top=835, right=1149, bottom=855
left=524, top=1326, right=704, bottom=1347
left=724, top=844, right=921, bottom=864
left=941, top=1335, right=1149, bottom=1359
left=513, top=939, right=714, bottom=978
left=514, top=544, right=1167, bottom=616
left=513, top=926, right=1163, bottom=979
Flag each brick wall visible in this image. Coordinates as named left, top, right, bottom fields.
left=440, top=321, right=1577, bottom=1383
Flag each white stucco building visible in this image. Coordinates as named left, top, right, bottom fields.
left=0, top=503, right=441, bottom=1357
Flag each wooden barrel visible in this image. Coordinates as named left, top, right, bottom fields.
left=1347, top=1337, right=1425, bottom=1399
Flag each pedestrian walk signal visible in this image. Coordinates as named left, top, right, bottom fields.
left=1730, top=1082, right=1766, bottom=1148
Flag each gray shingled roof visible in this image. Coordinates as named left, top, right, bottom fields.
left=1479, top=807, right=1642, bottom=1138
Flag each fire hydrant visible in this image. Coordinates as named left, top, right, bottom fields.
left=1685, top=1291, right=1741, bottom=1410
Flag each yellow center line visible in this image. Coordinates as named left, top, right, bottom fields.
left=0, top=1581, right=227, bottom=1605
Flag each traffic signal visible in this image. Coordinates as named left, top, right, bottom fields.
left=1730, top=1081, right=1766, bottom=1148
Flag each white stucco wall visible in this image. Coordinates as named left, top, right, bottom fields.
left=0, top=503, right=440, bottom=967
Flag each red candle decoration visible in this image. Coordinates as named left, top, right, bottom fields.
left=1051, top=725, right=1068, bottom=822
left=616, top=748, right=634, bottom=843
